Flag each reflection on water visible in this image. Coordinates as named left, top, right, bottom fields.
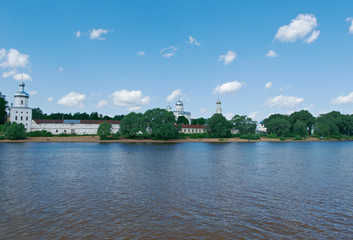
left=1, top=142, right=353, bottom=239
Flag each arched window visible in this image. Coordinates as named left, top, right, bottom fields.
left=15, top=116, right=17, bottom=120
left=21, top=100, right=23, bottom=105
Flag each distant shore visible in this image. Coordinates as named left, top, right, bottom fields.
left=0, top=135, right=344, bottom=143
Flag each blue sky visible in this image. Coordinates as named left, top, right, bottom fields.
left=1, top=0, right=353, bottom=121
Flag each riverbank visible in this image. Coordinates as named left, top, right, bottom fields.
left=0, top=135, right=342, bottom=143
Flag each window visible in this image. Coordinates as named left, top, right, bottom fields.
left=64, top=130, right=66, bottom=133
left=21, top=116, right=23, bottom=120
left=56, top=130, right=58, bottom=133
left=26, top=117, right=28, bottom=121
left=21, top=100, right=23, bottom=104
left=15, top=116, right=17, bottom=120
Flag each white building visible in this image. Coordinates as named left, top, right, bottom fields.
left=9, top=80, right=32, bottom=132
left=31, top=119, right=121, bottom=135
left=179, top=124, right=206, bottom=134
left=166, top=100, right=191, bottom=124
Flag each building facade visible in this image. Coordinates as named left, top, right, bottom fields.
left=31, top=119, right=121, bottom=135
left=9, top=80, right=32, bottom=132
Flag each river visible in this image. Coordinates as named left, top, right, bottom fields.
left=0, top=142, right=352, bottom=239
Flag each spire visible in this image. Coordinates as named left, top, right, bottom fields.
left=19, top=74, right=25, bottom=92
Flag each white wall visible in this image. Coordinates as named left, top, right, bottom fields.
left=10, top=107, right=32, bottom=132
left=31, top=122, right=120, bottom=135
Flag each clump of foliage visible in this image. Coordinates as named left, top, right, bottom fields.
left=97, top=122, right=112, bottom=140
left=188, top=133, right=209, bottom=139
left=176, top=116, right=189, bottom=125
left=0, top=92, right=8, bottom=125
left=231, top=115, right=257, bottom=135
left=4, top=122, right=26, bottom=140
left=26, top=130, right=53, bottom=137
left=240, top=134, right=261, bottom=140
left=207, top=113, right=231, bottom=138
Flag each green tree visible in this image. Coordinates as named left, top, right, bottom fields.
left=144, top=108, right=178, bottom=139
left=120, top=112, right=146, bottom=138
left=231, top=115, right=257, bottom=134
left=289, top=110, right=315, bottom=135
left=32, top=108, right=45, bottom=119
left=293, top=120, right=307, bottom=137
left=89, top=112, right=99, bottom=120
left=5, top=122, right=26, bottom=140
left=0, top=92, right=8, bottom=124
left=97, top=122, right=112, bottom=140
left=266, top=118, right=291, bottom=136
left=191, top=117, right=207, bottom=125
left=177, top=116, right=189, bottom=125
left=207, top=113, right=231, bottom=138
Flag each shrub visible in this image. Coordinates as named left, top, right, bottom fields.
left=0, top=136, right=5, bottom=140
left=5, top=122, right=26, bottom=140
left=26, top=130, right=53, bottom=137
left=280, top=137, right=286, bottom=141
left=265, top=134, right=278, bottom=139
left=294, top=136, right=302, bottom=141
left=111, top=132, right=121, bottom=140
left=240, top=134, right=260, bottom=140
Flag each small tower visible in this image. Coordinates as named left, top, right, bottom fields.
left=10, top=77, right=32, bottom=132
left=175, top=100, right=184, bottom=112
left=166, top=105, right=172, bottom=112
left=216, top=99, right=222, bottom=114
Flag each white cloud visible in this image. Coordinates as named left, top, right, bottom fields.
left=0, top=49, right=30, bottom=68
left=274, top=14, right=319, bottom=43
left=0, top=48, right=5, bottom=59
left=89, top=28, right=110, bottom=40
left=136, top=51, right=145, bottom=56
left=76, top=31, right=81, bottom=38
left=248, top=111, right=260, bottom=120
left=266, top=50, right=278, bottom=58
left=58, top=92, right=86, bottom=108
left=200, top=108, right=207, bottom=113
left=346, top=17, right=353, bottom=34
left=213, top=81, right=243, bottom=95
left=160, top=46, right=177, bottom=58
left=167, top=89, right=181, bottom=102
left=13, top=73, right=32, bottom=81
left=29, top=91, right=38, bottom=96
left=304, top=30, right=320, bottom=44
left=331, top=92, right=353, bottom=105
left=48, top=97, right=53, bottom=102
left=2, top=69, right=18, bottom=78
left=188, top=36, right=201, bottom=46
left=96, top=99, right=108, bottom=108
left=224, top=113, right=234, bottom=120
left=219, top=50, right=237, bottom=65
left=59, top=67, right=64, bottom=72
left=265, top=82, right=273, bottom=90
left=265, top=95, right=304, bottom=108
left=112, top=89, right=150, bottom=111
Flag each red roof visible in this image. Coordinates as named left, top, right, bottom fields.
left=33, top=119, right=64, bottom=124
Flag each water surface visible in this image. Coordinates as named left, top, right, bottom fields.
left=1, top=142, right=352, bottom=239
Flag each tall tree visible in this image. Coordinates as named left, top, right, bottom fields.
left=120, top=112, right=146, bottom=138
left=289, top=110, right=315, bottom=135
left=207, top=113, right=231, bottom=137
left=97, top=122, right=112, bottom=140
left=144, top=108, right=178, bottom=139
left=177, top=116, right=189, bottom=125
left=191, top=117, right=207, bottom=125
left=0, top=92, right=8, bottom=124
left=231, top=115, right=257, bottom=134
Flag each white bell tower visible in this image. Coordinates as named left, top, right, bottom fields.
left=216, top=100, right=222, bottom=114
left=10, top=77, right=32, bottom=132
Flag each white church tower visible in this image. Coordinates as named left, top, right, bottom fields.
left=216, top=100, right=222, bottom=114
left=10, top=78, right=32, bottom=132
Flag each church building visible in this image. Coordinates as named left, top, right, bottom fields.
left=9, top=79, right=32, bottom=132
left=166, top=100, right=191, bottom=124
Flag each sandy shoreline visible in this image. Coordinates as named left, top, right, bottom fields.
left=0, top=135, right=332, bottom=143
